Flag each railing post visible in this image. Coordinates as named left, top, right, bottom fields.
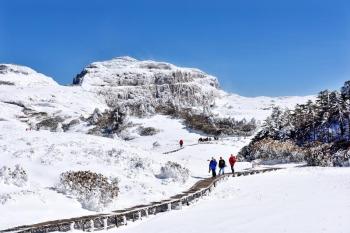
left=70, top=222, right=75, bottom=231
left=90, top=219, right=94, bottom=232
left=115, top=215, right=118, bottom=227
left=138, top=211, right=142, bottom=220
left=123, top=216, right=127, bottom=225
left=167, top=203, right=171, bottom=211
left=103, top=218, right=108, bottom=230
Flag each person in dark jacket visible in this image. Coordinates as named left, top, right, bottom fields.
left=229, top=154, right=237, bottom=174
left=218, top=157, right=226, bottom=175
left=209, top=157, right=217, bottom=177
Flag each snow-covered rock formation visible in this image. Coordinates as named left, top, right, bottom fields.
left=73, top=56, right=219, bottom=115
left=0, top=64, right=58, bottom=87
left=0, top=64, right=107, bottom=133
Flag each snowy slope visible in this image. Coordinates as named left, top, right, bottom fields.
left=113, top=167, right=350, bottom=233
left=0, top=60, right=314, bottom=229
left=214, top=90, right=315, bottom=121
left=0, top=64, right=57, bottom=87
left=125, top=114, right=254, bottom=179
left=0, top=113, right=253, bottom=228
left=0, top=118, right=198, bottom=228
left=0, top=64, right=107, bottom=129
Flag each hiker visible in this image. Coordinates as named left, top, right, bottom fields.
left=218, top=157, right=226, bottom=175
left=179, top=139, right=184, bottom=148
left=229, top=154, right=237, bottom=174
left=208, top=157, right=217, bottom=177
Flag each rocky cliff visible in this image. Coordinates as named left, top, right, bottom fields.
left=73, top=56, right=219, bottom=116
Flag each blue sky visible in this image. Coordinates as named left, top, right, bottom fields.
left=0, top=0, right=349, bottom=96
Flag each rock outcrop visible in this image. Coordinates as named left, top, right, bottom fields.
left=73, top=56, right=219, bottom=116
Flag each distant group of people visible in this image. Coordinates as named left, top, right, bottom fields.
left=209, top=154, right=237, bottom=177
left=198, top=136, right=219, bottom=143
left=178, top=137, right=220, bottom=148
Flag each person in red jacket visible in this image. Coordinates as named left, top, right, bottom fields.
left=179, top=139, right=184, bottom=148
left=229, top=154, right=237, bottom=174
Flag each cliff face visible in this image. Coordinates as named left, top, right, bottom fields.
left=73, top=56, right=219, bottom=115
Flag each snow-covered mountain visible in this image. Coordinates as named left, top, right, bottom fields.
left=0, top=64, right=107, bottom=131
left=73, top=56, right=219, bottom=116
left=0, top=57, right=314, bottom=229
left=0, top=64, right=58, bottom=87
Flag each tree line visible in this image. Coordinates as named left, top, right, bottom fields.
left=258, top=81, right=350, bottom=146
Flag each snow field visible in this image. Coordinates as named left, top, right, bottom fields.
left=0, top=114, right=252, bottom=229
left=113, top=167, right=350, bottom=233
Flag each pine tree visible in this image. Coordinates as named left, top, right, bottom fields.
left=315, top=90, right=332, bottom=142
left=340, top=81, right=350, bottom=139
left=341, top=81, right=350, bottom=100
left=263, top=107, right=284, bottom=138
left=305, top=100, right=317, bottom=141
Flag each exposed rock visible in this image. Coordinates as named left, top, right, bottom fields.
left=36, top=116, right=65, bottom=131
left=3, top=101, right=27, bottom=108
left=86, top=107, right=129, bottom=137
left=62, top=119, right=80, bottom=132
left=0, top=81, right=15, bottom=86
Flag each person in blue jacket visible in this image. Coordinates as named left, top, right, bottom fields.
left=209, top=157, right=217, bottom=178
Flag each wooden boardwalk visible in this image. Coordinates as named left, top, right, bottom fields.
left=0, top=167, right=281, bottom=233
left=162, top=142, right=215, bottom=155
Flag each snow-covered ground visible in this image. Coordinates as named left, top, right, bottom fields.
left=112, top=167, right=350, bottom=233
left=0, top=114, right=252, bottom=229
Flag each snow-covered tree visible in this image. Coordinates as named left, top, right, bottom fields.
left=240, top=80, right=350, bottom=167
